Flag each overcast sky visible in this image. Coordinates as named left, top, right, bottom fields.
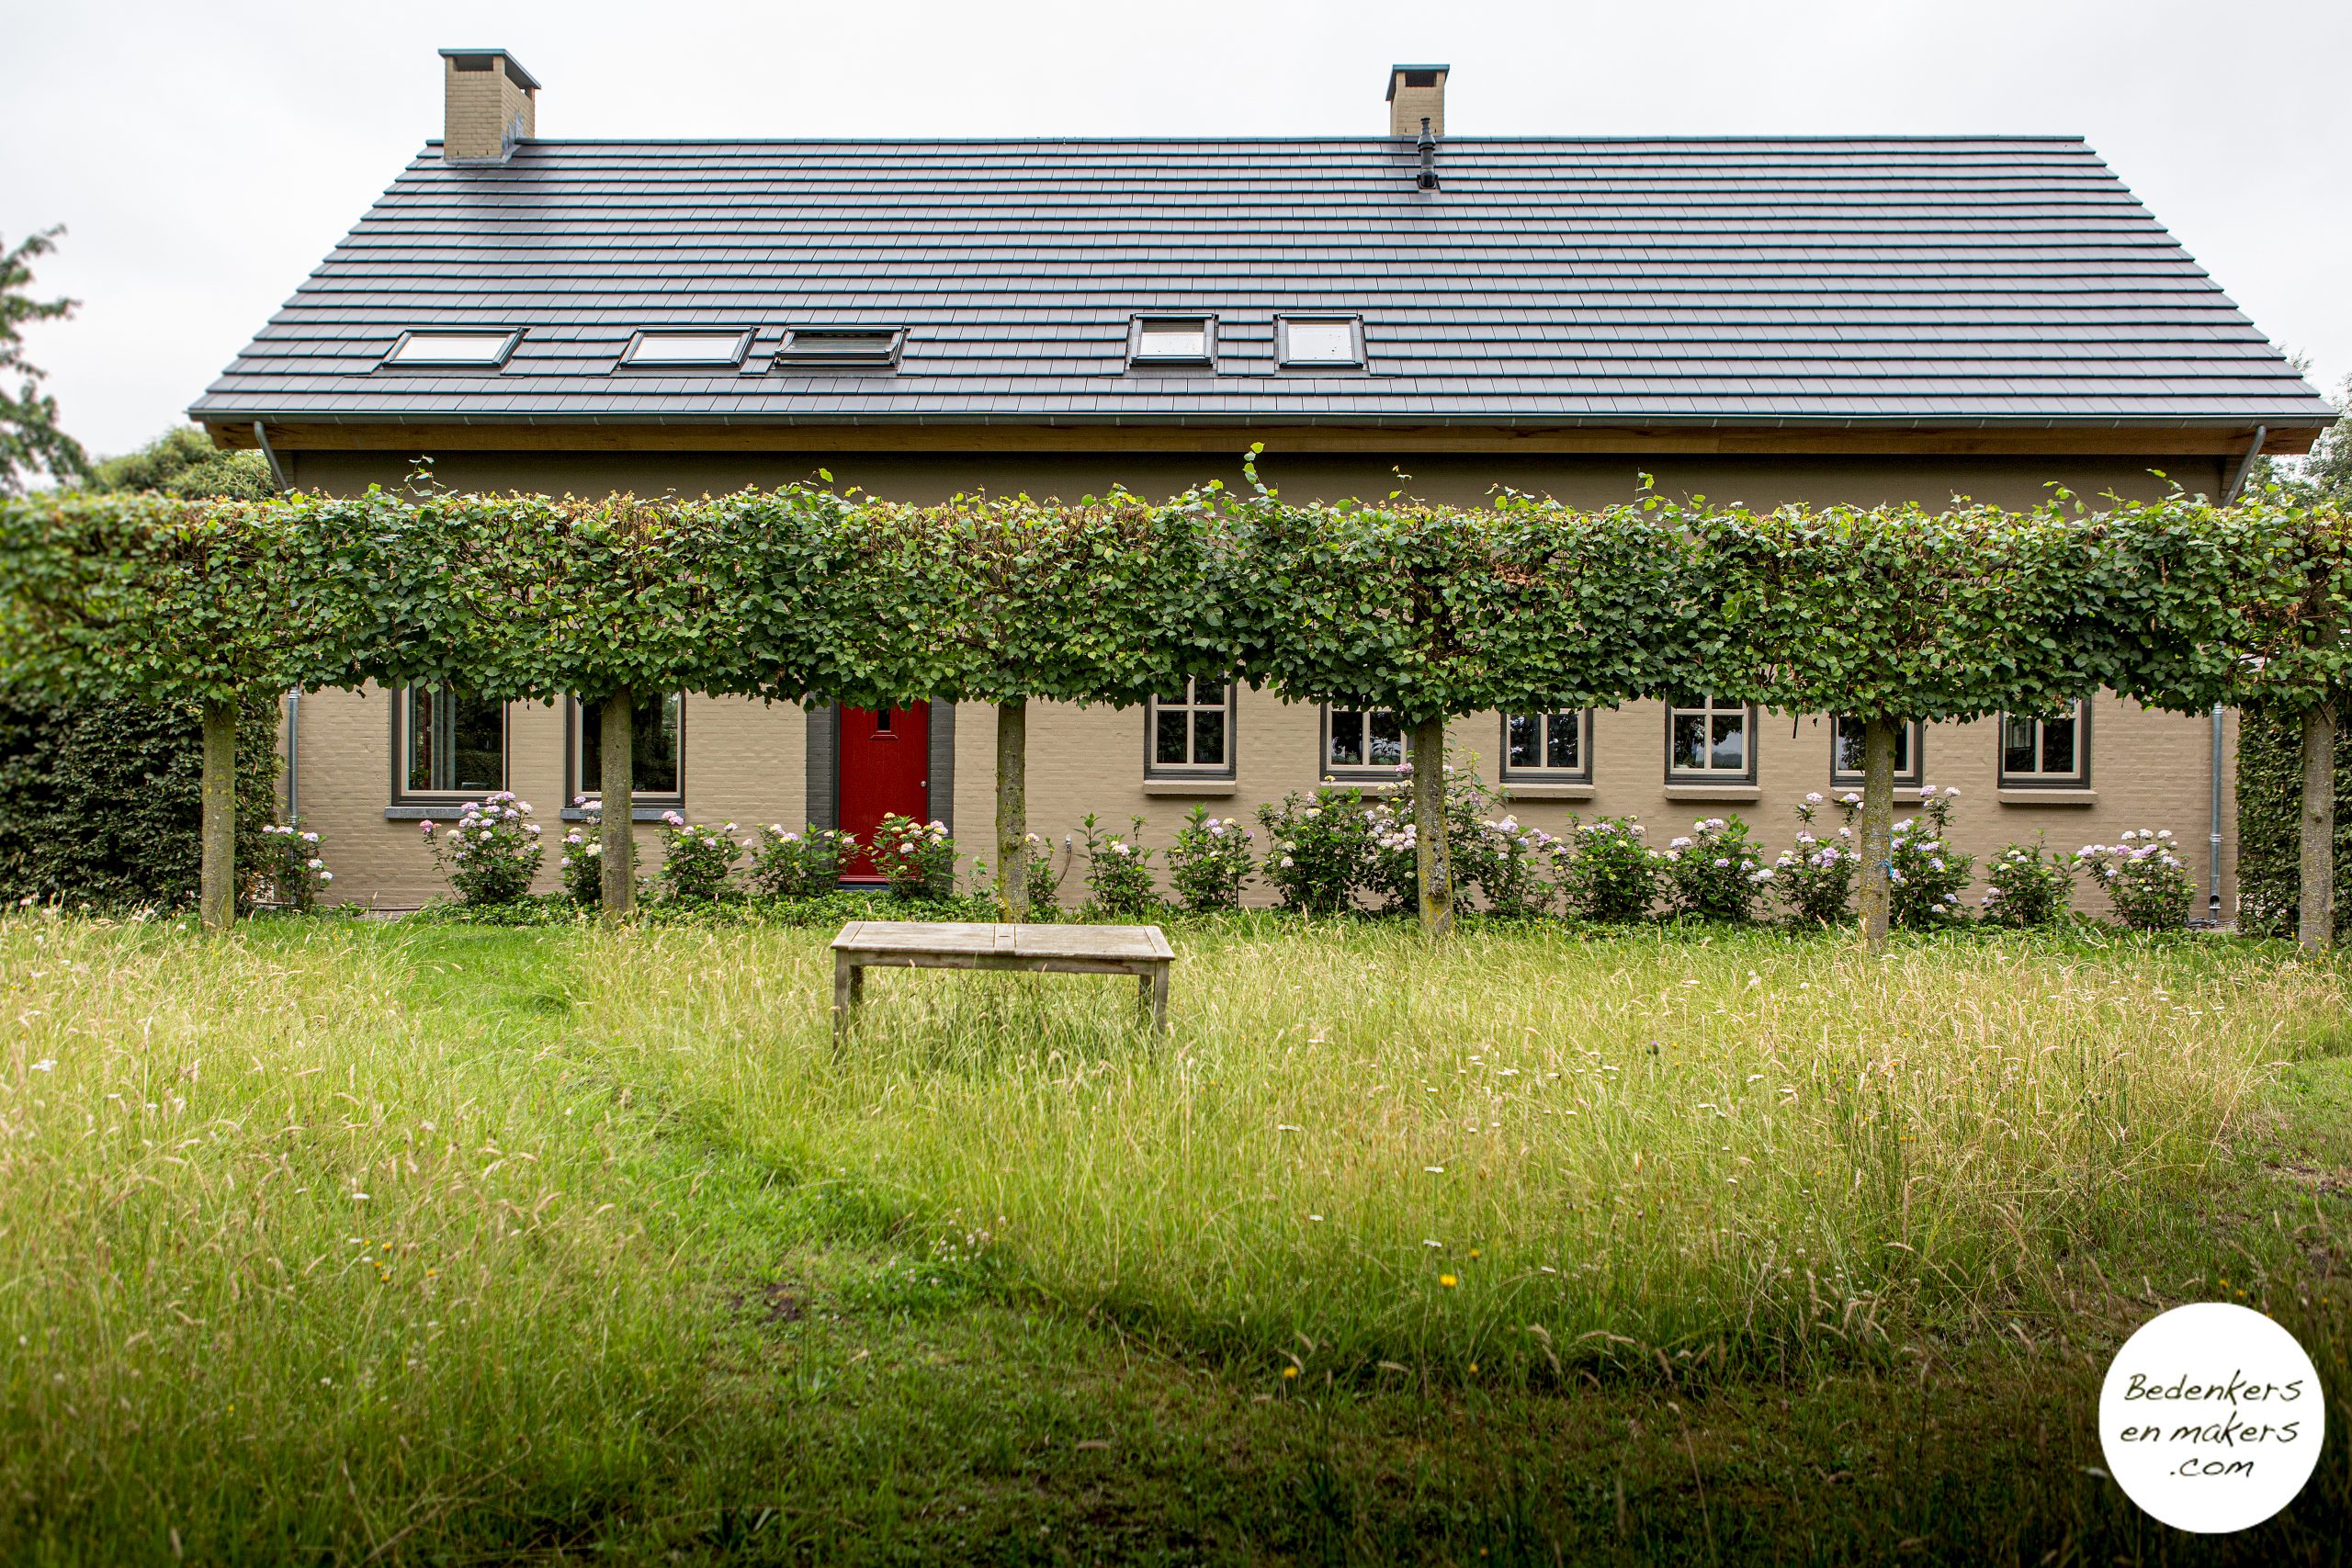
left=7, top=0, right=2345, bottom=457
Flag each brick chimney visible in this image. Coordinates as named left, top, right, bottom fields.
left=440, top=49, right=539, bottom=164
left=1386, top=63, right=1448, bottom=138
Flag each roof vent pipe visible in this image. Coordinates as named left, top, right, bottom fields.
left=1417, top=118, right=1440, bottom=191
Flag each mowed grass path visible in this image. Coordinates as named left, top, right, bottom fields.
left=1, top=912, right=2346, bottom=1564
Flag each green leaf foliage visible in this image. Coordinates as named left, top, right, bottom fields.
left=2235, top=702, right=2352, bottom=938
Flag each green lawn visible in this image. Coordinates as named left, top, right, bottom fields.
left=1, top=911, right=2346, bottom=1564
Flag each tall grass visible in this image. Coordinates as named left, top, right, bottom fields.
left=0, top=910, right=2341, bottom=1558
left=575, top=918, right=2340, bottom=1374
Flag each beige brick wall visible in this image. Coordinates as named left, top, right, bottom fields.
left=300, top=683, right=2233, bottom=919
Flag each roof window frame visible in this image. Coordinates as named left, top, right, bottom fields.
left=775, top=326, right=906, bottom=371
left=379, top=329, right=524, bottom=370
left=1276, top=315, right=1366, bottom=370
left=1127, top=314, right=1218, bottom=370
left=619, top=329, right=755, bottom=369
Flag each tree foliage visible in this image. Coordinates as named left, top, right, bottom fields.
left=86, top=425, right=276, bottom=502
left=0, top=228, right=87, bottom=494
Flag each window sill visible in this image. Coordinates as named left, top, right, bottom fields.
left=1996, top=788, right=2098, bottom=806
left=557, top=806, right=684, bottom=822
left=1142, top=778, right=1238, bottom=796
left=1664, top=784, right=1762, bottom=802
left=1501, top=782, right=1595, bottom=801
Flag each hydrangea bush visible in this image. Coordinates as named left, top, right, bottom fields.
left=1257, top=786, right=1375, bottom=915
left=1555, top=816, right=1662, bottom=922
left=1981, top=838, right=2075, bottom=928
left=2075, top=829, right=2194, bottom=931
left=558, top=795, right=614, bottom=905
left=871, top=814, right=956, bottom=900
left=1773, top=793, right=1858, bottom=927
left=1166, top=807, right=1254, bottom=912
left=1020, top=831, right=1068, bottom=918
left=1361, top=797, right=1424, bottom=915
left=257, top=819, right=333, bottom=911
left=1890, top=786, right=1973, bottom=927
left=749, top=823, right=854, bottom=899
left=1661, top=815, right=1770, bottom=922
left=1079, top=814, right=1159, bottom=916
left=1473, top=813, right=1560, bottom=919
left=659, top=811, right=742, bottom=901
left=420, top=792, right=544, bottom=905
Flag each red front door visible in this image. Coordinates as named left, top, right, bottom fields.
left=837, top=703, right=931, bottom=881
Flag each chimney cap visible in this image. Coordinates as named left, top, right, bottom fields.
left=1385, top=63, right=1450, bottom=101
left=438, top=48, right=541, bottom=92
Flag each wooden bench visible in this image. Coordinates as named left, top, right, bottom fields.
left=830, top=920, right=1175, bottom=1040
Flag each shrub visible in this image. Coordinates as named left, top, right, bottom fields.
left=1981, top=839, right=2075, bottom=928
left=1166, top=807, right=1254, bottom=912
left=1890, top=786, right=1973, bottom=927
left=0, top=689, right=278, bottom=910
left=1360, top=796, right=1423, bottom=914
left=748, top=822, right=854, bottom=899
left=1258, top=786, right=1375, bottom=915
left=2075, top=829, right=2195, bottom=931
left=1555, top=815, right=1662, bottom=922
left=1358, top=764, right=1518, bottom=916
left=2234, top=702, right=2352, bottom=937
left=1473, top=813, right=1560, bottom=919
left=420, top=792, right=545, bottom=905
left=1079, top=814, right=1159, bottom=917
left=659, top=811, right=742, bottom=901
left=1022, top=831, right=1069, bottom=918
left=1661, top=815, right=1770, bottom=922
left=556, top=795, right=614, bottom=905
left=1772, top=792, right=1859, bottom=927
left=256, top=820, right=333, bottom=910
left=870, top=813, right=956, bottom=900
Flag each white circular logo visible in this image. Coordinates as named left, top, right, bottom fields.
left=2098, top=1302, right=2325, bottom=1533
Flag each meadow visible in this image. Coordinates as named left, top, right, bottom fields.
left=0, top=910, right=2346, bottom=1564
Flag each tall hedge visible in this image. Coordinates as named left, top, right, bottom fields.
left=0, top=690, right=277, bottom=909
left=2236, top=703, right=2352, bottom=938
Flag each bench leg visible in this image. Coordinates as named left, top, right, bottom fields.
left=834, top=954, right=860, bottom=1043
left=1143, top=964, right=1169, bottom=1036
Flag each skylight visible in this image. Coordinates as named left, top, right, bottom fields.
left=622, top=332, right=752, bottom=367
left=1130, top=317, right=1214, bottom=367
left=383, top=331, right=519, bottom=367
left=1280, top=318, right=1363, bottom=367
left=777, top=328, right=903, bottom=368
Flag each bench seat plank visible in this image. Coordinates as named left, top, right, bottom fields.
left=831, top=920, right=1172, bottom=1037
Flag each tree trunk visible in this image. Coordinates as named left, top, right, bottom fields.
left=996, top=698, right=1029, bottom=919
left=1411, top=715, right=1454, bottom=939
left=198, top=696, right=237, bottom=932
left=1857, top=716, right=1896, bottom=955
left=2300, top=700, right=2336, bottom=952
left=599, top=687, right=636, bottom=923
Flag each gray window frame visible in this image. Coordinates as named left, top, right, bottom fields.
left=387, top=682, right=509, bottom=805
left=562, top=692, right=688, bottom=814
left=1996, top=701, right=2092, bottom=789
left=1144, top=680, right=1238, bottom=779
left=1127, top=314, right=1217, bottom=369
left=379, top=329, right=523, bottom=370
left=1830, top=717, right=1925, bottom=788
left=1319, top=704, right=1411, bottom=780
left=1665, top=697, right=1758, bottom=784
left=1499, top=709, right=1594, bottom=784
left=619, top=329, right=754, bottom=368
left=1276, top=315, right=1366, bottom=369
left=776, top=326, right=905, bottom=370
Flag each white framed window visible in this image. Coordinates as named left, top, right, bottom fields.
left=396, top=682, right=506, bottom=797
left=1831, top=717, right=1923, bottom=786
left=1277, top=316, right=1363, bottom=367
left=621, top=331, right=752, bottom=367
left=1322, top=705, right=1408, bottom=776
left=1146, top=680, right=1235, bottom=776
left=1502, top=710, right=1591, bottom=782
left=777, top=328, right=903, bottom=368
left=382, top=331, right=520, bottom=368
left=569, top=692, right=685, bottom=803
left=1999, top=702, right=2088, bottom=787
left=1667, top=697, right=1755, bottom=781
left=1129, top=316, right=1215, bottom=367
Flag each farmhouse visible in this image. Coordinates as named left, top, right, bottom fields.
left=190, top=51, right=2336, bottom=910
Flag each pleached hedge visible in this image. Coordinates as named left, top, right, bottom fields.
left=2236, top=703, right=2352, bottom=938
left=2, top=469, right=2346, bottom=932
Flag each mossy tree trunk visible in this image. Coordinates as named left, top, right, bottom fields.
left=1411, top=715, right=1453, bottom=939
left=2301, top=700, right=2337, bottom=952
left=198, top=696, right=237, bottom=931
left=1857, top=716, right=1897, bottom=955
left=996, top=698, right=1029, bottom=919
left=599, top=687, right=635, bottom=923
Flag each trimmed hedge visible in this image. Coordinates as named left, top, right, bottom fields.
left=2236, top=703, right=2352, bottom=938
left=0, top=691, right=278, bottom=909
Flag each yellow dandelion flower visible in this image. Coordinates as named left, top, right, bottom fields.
left=1439, top=1274, right=1459, bottom=1288
left=1282, top=1366, right=1299, bottom=1380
